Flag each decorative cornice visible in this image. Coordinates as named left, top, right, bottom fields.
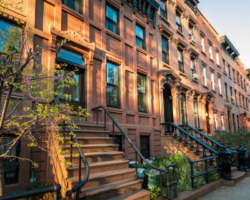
left=107, top=55, right=121, bottom=65
left=175, top=37, right=188, bottom=50
left=174, top=1, right=186, bottom=13
left=159, top=24, right=174, bottom=40
left=189, top=47, right=199, bottom=58
left=188, top=14, right=197, bottom=26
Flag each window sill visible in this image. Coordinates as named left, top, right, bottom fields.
left=209, top=58, right=214, bottom=63
left=201, top=51, right=207, bottom=57
left=160, top=15, right=170, bottom=26
left=240, top=105, right=243, bottom=107
left=223, top=71, right=227, bottom=76
left=106, top=107, right=123, bottom=114
left=136, top=46, right=147, bottom=55
left=203, top=85, right=208, bottom=90
left=192, top=78, right=198, bottom=84
left=176, top=29, right=184, bottom=38
left=212, top=90, right=216, bottom=94
left=106, top=29, right=121, bottom=41
left=189, top=40, right=196, bottom=47
left=231, top=102, right=234, bottom=105
left=219, top=94, right=223, bottom=97
left=229, top=77, right=232, bottom=80
left=236, top=104, right=239, bottom=107
left=233, top=80, right=237, bottom=84
left=138, top=112, right=150, bottom=117
left=62, top=4, right=84, bottom=21
left=226, top=99, right=229, bottom=103
left=162, top=62, right=171, bottom=69
left=217, top=64, right=221, bottom=69
left=179, top=71, right=186, bottom=78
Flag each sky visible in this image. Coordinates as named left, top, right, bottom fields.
left=198, top=0, right=250, bottom=69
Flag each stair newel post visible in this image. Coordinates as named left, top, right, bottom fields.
left=79, top=155, right=81, bottom=183
left=76, top=190, right=80, bottom=200
left=179, top=130, right=183, bottom=143
left=237, top=145, right=249, bottom=172
left=70, top=134, right=73, bottom=167
left=219, top=147, right=233, bottom=180
left=191, top=162, right=194, bottom=189
left=169, top=124, right=173, bottom=136
left=96, top=108, right=98, bottom=125
left=159, top=171, right=162, bottom=199
left=231, top=153, right=235, bottom=167
left=165, top=165, right=171, bottom=200
left=174, top=127, right=178, bottom=139
left=196, top=141, right=200, bottom=155
left=184, top=128, right=188, bottom=146
left=135, top=152, right=138, bottom=179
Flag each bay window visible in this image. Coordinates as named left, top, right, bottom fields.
left=106, top=62, right=119, bottom=107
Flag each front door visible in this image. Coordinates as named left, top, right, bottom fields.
left=163, top=84, right=173, bottom=132
left=206, top=102, right=210, bottom=133
left=140, top=136, right=150, bottom=163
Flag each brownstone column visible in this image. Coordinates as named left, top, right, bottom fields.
left=198, top=94, right=206, bottom=133
left=186, top=90, right=195, bottom=127
left=208, top=97, right=215, bottom=134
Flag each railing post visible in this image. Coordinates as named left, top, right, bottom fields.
left=53, top=184, right=61, bottom=200
left=159, top=171, right=162, bottom=199
left=76, top=190, right=80, bottom=200
left=231, top=153, right=235, bottom=167
left=165, top=165, right=171, bottom=200
left=174, top=127, right=178, bottom=139
left=96, top=108, right=98, bottom=125
left=191, top=162, right=194, bottom=189
left=113, top=121, right=115, bottom=144
left=173, top=165, right=177, bottom=198
left=104, top=111, right=106, bottom=131
left=135, top=152, right=138, bottom=179
left=79, top=155, right=81, bottom=183
left=237, top=145, right=249, bottom=172
left=219, top=147, right=233, bottom=180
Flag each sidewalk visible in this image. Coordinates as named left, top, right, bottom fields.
left=201, top=177, right=250, bottom=200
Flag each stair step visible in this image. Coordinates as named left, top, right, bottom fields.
left=66, top=160, right=129, bottom=178
left=68, top=168, right=135, bottom=190
left=60, top=151, right=124, bottom=164
left=232, top=171, right=246, bottom=183
left=59, top=137, right=113, bottom=145
left=106, top=189, right=151, bottom=200
left=61, top=130, right=111, bottom=137
left=60, top=144, right=119, bottom=154
left=79, top=179, right=144, bottom=200
left=61, top=124, right=105, bottom=131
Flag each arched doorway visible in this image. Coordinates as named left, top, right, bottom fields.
left=163, top=84, right=173, bottom=133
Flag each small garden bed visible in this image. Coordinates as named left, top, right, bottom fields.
left=136, top=154, right=220, bottom=200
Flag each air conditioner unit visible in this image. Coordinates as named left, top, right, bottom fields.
left=190, top=36, right=196, bottom=43
left=192, top=74, right=199, bottom=80
left=222, top=127, right=225, bottom=131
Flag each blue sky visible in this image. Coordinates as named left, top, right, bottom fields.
left=199, top=0, right=250, bottom=68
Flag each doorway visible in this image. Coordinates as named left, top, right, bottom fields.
left=206, top=102, right=210, bottom=134
left=140, top=136, right=150, bottom=163
left=163, top=84, right=173, bottom=132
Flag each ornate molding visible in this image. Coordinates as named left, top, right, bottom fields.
left=189, top=47, right=199, bottom=58
left=106, top=55, right=121, bottom=65
left=159, top=24, right=174, bottom=40
left=175, top=37, right=188, bottom=50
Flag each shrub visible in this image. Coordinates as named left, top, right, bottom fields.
left=149, top=186, right=167, bottom=200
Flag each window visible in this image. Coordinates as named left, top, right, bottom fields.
left=213, top=113, right=217, bottom=130
left=221, top=115, right=225, bottom=130
left=218, top=77, right=221, bottom=94
left=239, top=94, right=242, bottom=106
left=228, top=65, right=231, bottom=77
left=0, top=137, right=20, bottom=185
left=235, top=90, right=237, bottom=105
left=201, top=35, right=204, bottom=52
left=237, top=115, right=240, bottom=129
left=160, top=1, right=167, bottom=18
left=216, top=51, right=219, bottom=65
left=209, top=43, right=212, bottom=59
left=0, top=20, right=22, bottom=52
left=211, top=71, right=214, bottom=90
left=223, top=59, right=226, bottom=72
left=177, top=48, right=184, bottom=72
left=202, top=65, right=206, bottom=85
left=191, top=57, right=195, bottom=77
left=193, top=98, right=199, bottom=128
left=62, top=0, right=82, bottom=14
left=137, top=74, right=147, bottom=112
left=181, top=94, right=187, bottom=125
left=106, top=4, right=119, bottom=35
left=237, top=72, right=239, bottom=83
left=162, top=37, right=169, bottom=64
left=176, top=11, right=182, bottom=32
left=232, top=114, right=236, bottom=131
left=189, top=24, right=195, bottom=41
left=230, top=86, right=233, bottom=103
left=106, top=62, right=119, bottom=107
left=244, top=80, right=246, bottom=89
left=243, top=96, right=245, bottom=108
left=232, top=69, right=235, bottom=81
left=240, top=76, right=243, bottom=87
left=225, top=83, right=228, bottom=99
left=136, top=24, right=146, bottom=50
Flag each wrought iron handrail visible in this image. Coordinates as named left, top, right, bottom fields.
left=56, top=98, right=90, bottom=199
left=92, top=106, right=177, bottom=200
left=161, top=122, right=218, bottom=155
left=190, top=156, right=219, bottom=189
left=0, top=184, right=61, bottom=200
left=180, top=125, right=237, bottom=154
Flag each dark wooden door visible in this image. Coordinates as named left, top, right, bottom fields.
left=140, top=136, right=150, bottom=162
left=110, top=135, right=123, bottom=152
left=163, top=84, right=173, bottom=133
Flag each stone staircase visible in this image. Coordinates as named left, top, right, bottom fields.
left=56, top=123, right=151, bottom=200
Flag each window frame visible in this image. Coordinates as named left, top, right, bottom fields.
left=193, top=97, right=199, bottom=129
left=200, top=35, right=204, bottom=52
left=62, top=0, right=83, bottom=14
left=177, top=47, right=184, bottom=73
left=202, top=65, right=206, bottom=86
left=135, top=24, right=146, bottom=50
left=209, top=43, right=213, bottom=59
left=106, top=61, right=120, bottom=108
left=218, top=76, right=221, bottom=94
left=190, top=57, right=196, bottom=77
left=161, top=36, right=169, bottom=64
left=225, top=82, right=228, bottom=99
left=105, top=3, right=120, bottom=35
left=216, top=51, right=219, bottom=65
left=213, top=113, right=217, bottom=130
left=160, top=0, right=167, bottom=19
left=211, top=71, right=214, bottom=90
left=137, top=73, right=147, bottom=113
left=176, top=10, right=182, bottom=32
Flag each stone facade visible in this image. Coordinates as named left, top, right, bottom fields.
left=1, top=0, right=250, bottom=193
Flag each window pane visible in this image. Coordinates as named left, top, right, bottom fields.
left=162, top=38, right=167, bottom=53
left=57, top=48, right=84, bottom=65
left=62, top=0, right=82, bottom=13
left=177, top=50, right=182, bottom=62
left=176, top=15, right=180, bottom=24
left=106, top=5, right=118, bottom=23
left=107, top=62, right=118, bottom=85
left=107, top=85, right=118, bottom=107
left=136, top=25, right=144, bottom=39
left=138, top=93, right=146, bottom=112
left=73, top=74, right=80, bottom=101
left=137, top=74, right=146, bottom=93
left=136, top=38, right=144, bottom=49
left=160, top=1, right=165, bottom=10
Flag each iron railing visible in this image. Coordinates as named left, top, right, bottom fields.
left=92, top=106, right=177, bottom=200
left=56, top=98, right=90, bottom=199
left=190, top=156, right=219, bottom=189
left=0, top=184, right=61, bottom=200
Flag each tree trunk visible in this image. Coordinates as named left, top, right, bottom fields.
left=0, top=157, right=5, bottom=196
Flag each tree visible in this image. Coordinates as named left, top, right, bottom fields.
left=0, top=20, right=89, bottom=194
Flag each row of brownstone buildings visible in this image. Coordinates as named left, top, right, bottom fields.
left=1, top=0, right=250, bottom=193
